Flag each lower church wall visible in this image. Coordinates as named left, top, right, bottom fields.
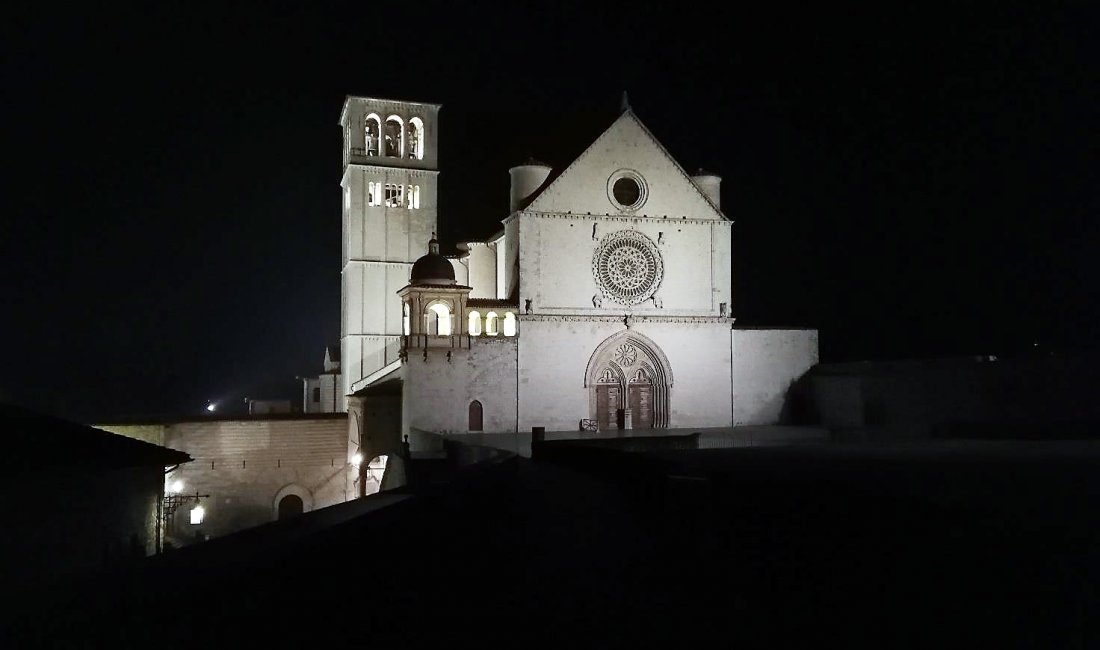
left=404, top=337, right=519, bottom=434
left=518, top=319, right=733, bottom=432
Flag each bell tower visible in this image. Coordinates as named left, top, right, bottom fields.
left=339, top=97, right=442, bottom=403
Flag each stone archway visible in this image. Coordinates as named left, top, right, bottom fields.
left=272, top=484, right=314, bottom=521
left=585, top=331, right=673, bottom=429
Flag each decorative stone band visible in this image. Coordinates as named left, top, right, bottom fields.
left=517, top=314, right=735, bottom=324
left=502, top=210, right=735, bottom=226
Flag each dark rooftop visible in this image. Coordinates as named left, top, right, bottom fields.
left=0, top=403, right=192, bottom=471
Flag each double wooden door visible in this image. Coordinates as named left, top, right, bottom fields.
left=596, top=381, right=654, bottom=429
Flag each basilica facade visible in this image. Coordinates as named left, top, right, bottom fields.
left=338, top=96, right=818, bottom=467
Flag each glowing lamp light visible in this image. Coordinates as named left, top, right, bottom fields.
left=190, top=503, right=205, bottom=525
left=168, top=480, right=184, bottom=494
left=351, top=453, right=363, bottom=466
left=206, top=403, right=216, bottom=412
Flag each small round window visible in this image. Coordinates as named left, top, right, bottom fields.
left=613, top=177, right=640, bottom=206
left=606, top=169, right=648, bottom=211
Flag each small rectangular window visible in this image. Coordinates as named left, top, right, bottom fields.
left=312, top=387, right=320, bottom=402
left=367, top=182, right=381, bottom=206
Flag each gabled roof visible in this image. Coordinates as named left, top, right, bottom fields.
left=0, top=403, right=192, bottom=472
left=520, top=109, right=727, bottom=221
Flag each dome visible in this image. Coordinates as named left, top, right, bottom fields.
left=410, top=238, right=456, bottom=285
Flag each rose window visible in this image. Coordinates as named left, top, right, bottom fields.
left=615, top=343, right=638, bottom=366
left=592, top=230, right=663, bottom=305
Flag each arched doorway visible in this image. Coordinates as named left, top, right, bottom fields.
left=585, top=332, right=673, bottom=429
left=277, top=494, right=303, bottom=519
left=469, top=400, right=483, bottom=431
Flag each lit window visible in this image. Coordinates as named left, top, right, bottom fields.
left=403, top=302, right=411, bottom=335
left=428, top=303, right=452, bottom=336
left=468, top=310, right=482, bottom=335
left=384, top=183, right=405, bottom=208
left=485, top=312, right=499, bottom=336
left=367, top=182, right=382, bottom=206
left=365, top=114, right=381, bottom=156
left=406, top=185, right=420, bottom=209
left=407, top=117, right=424, bottom=160
left=503, top=312, right=517, bottom=336
left=190, top=503, right=205, bottom=525
left=384, top=116, right=404, bottom=158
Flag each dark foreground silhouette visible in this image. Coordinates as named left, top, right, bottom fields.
left=7, top=440, right=1099, bottom=648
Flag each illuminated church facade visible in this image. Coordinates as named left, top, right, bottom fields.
left=338, top=96, right=818, bottom=465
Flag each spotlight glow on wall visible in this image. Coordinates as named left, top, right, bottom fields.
left=351, top=452, right=363, bottom=466
left=168, top=480, right=184, bottom=494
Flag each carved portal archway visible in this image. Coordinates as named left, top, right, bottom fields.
left=585, top=332, right=672, bottom=429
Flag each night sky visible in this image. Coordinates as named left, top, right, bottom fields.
left=3, top=3, right=1097, bottom=422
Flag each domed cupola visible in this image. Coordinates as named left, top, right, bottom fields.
left=409, top=236, right=456, bottom=285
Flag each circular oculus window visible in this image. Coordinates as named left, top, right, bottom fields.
left=607, top=169, right=648, bottom=211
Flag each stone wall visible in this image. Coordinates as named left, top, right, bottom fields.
left=731, top=328, right=819, bottom=425
left=404, top=337, right=519, bottom=434
left=516, top=213, right=731, bottom=316
left=519, top=318, right=733, bottom=432
left=810, top=354, right=1100, bottom=439
left=100, top=416, right=349, bottom=543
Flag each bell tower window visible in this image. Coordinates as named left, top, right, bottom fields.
left=407, top=117, right=424, bottom=160
left=384, top=116, right=404, bottom=158
left=364, top=114, right=381, bottom=156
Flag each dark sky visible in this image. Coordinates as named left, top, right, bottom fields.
left=2, top=3, right=1097, bottom=421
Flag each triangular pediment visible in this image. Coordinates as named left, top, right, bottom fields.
left=524, top=112, right=726, bottom=220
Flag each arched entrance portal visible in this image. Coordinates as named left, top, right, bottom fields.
left=278, top=494, right=304, bottom=519
left=585, top=332, right=673, bottom=430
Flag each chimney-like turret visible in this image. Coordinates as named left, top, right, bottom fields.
left=692, top=169, right=722, bottom=209
left=508, top=158, right=552, bottom=212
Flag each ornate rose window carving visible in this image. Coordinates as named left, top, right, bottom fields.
left=592, top=230, right=664, bottom=306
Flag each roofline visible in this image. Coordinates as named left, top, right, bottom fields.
left=514, top=109, right=729, bottom=222
left=340, top=95, right=443, bottom=125
left=96, top=413, right=349, bottom=426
